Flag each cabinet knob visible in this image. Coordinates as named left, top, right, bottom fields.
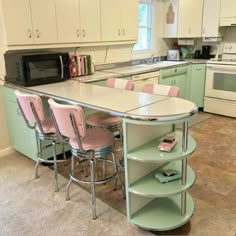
left=27, top=29, right=32, bottom=38
left=35, top=29, right=40, bottom=38
left=76, top=29, right=80, bottom=37
left=118, top=29, right=121, bottom=36
left=82, top=29, right=86, bottom=37
left=174, top=68, right=177, bottom=73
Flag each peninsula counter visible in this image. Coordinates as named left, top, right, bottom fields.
left=4, top=80, right=198, bottom=231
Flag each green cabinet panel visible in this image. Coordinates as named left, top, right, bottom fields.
left=86, top=79, right=106, bottom=86
left=189, top=64, right=206, bottom=108
left=1, top=87, right=66, bottom=162
left=2, top=87, right=38, bottom=161
left=159, top=65, right=189, bottom=99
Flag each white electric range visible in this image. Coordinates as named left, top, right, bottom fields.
left=204, top=43, right=236, bottom=117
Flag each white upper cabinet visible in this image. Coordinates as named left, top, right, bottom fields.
left=30, top=0, right=57, bottom=44
left=101, top=0, right=138, bottom=41
left=55, top=0, right=101, bottom=43
left=162, top=0, right=178, bottom=38
left=202, top=0, right=221, bottom=38
left=178, top=0, right=203, bottom=38
left=220, top=0, right=236, bottom=26
left=0, top=0, right=57, bottom=45
left=220, top=0, right=236, bottom=18
left=79, top=0, right=101, bottom=42
left=0, top=0, right=34, bottom=45
left=55, top=0, right=80, bottom=43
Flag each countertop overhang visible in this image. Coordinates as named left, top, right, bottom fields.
left=6, top=80, right=198, bottom=122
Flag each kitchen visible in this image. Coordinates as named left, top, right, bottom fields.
left=0, top=0, right=236, bottom=235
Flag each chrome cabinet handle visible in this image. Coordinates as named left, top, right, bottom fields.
left=82, top=29, right=86, bottom=37
left=196, top=68, right=202, bottom=71
left=27, top=29, right=32, bottom=38
left=35, top=29, right=40, bottom=38
left=122, top=29, right=125, bottom=36
left=59, top=56, right=64, bottom=79
left=76, top=29, right=80, bottom=37
left=17, top=108, right=22, bottom=116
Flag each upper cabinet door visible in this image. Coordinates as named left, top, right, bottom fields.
left=178, top=0, right=203, bottom=38
left=101, top=0, right=121, bottom=41
left=1, top=0, right=34, bottom=45
left=30, top=0, right=58, bottom=44
left=120, top=0, right=138, bottom=41
left=202, top=0, right=221, bottom=38
left=220, top=0, right=236, bottom=18
left=79, top=0, right=101, bottom=42
left=162, top=0, right=178, bottom=38
left=55, top=0, right=79, bottom=43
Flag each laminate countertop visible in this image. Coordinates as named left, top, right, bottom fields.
left=7, top=80, right=197, bottom=122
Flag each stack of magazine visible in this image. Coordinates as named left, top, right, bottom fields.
left=77, top=54, right=93, bottom=76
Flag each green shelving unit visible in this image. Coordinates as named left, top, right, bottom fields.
left=130, top=193, right=194, bottom=231
left=123, top=118, right=196, bottom=231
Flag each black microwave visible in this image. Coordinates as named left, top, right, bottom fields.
left=16, top=53, right=70, bottom=87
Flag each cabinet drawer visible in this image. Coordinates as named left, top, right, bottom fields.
left=161, top=66, right=188, bottom=78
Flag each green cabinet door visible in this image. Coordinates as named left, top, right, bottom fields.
left=189, top=64, right=206, bottom=107
left=1, top=87, right=68, bottom=162
left=1, top=87, right=38, bottom=161
left=159, top=65, right=189, bottom=99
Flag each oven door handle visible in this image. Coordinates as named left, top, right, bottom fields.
left=59, top=56, right=64, bottom=79
left=207, top=64, right=236, bottom=72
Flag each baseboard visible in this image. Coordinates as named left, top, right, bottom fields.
left=0, top=147, right=15, bottom=157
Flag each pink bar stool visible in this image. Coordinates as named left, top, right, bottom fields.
left=142, top=83, right=180, bottom=97
left=86, top=78, right=134, bottom=158
left=15, top=90, right=67, bottom=192
left=48, top=98, right=119, bottom=220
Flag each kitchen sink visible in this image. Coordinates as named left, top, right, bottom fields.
left=137, top=60, right=187, bottom=69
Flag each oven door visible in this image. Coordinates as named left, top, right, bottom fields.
left=205, top=64, right=236, bottom=101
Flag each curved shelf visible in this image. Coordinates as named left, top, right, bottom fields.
left=129, top=162, right=195, bottom=197
left=127, top=131, right=196, bottom=163
left=130, top=193, right=194, bottom=231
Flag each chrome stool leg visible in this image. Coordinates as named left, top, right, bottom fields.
left=66, top=155, right=75, bottom=200
left=111, top=152, right=118, bottom=190
left=90, top=159, right=97, bottom=220
left=52, top=141, right=59, bottom=192
left=35, top=135, right=42, bottom=179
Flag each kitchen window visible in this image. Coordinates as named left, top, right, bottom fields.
left=133, top=0, right=155, bottom=57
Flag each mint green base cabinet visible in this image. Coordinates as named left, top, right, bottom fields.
left=1, top=86, right=67, bottom=162
left=86, top=79, right=107, bottom=86
left=123, top=117, right=196, bottom=231
left=159, top=65, right=189, bottom=100
left=189, top=64, right=206, bottom=108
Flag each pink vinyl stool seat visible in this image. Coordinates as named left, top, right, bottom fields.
left=15, top=90, right=67, bottom=192
left=86, top=78, right=134, bottom=148
left=48, top=98, right=119, bottom=220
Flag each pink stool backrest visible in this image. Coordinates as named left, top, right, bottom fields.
left=48, top=98, right=86, bottom=139
left=142, top=83, right=180, bottom=97
left=15, top=90, right=45, bottom=122
left=106, top=78, right=134, bottom=91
